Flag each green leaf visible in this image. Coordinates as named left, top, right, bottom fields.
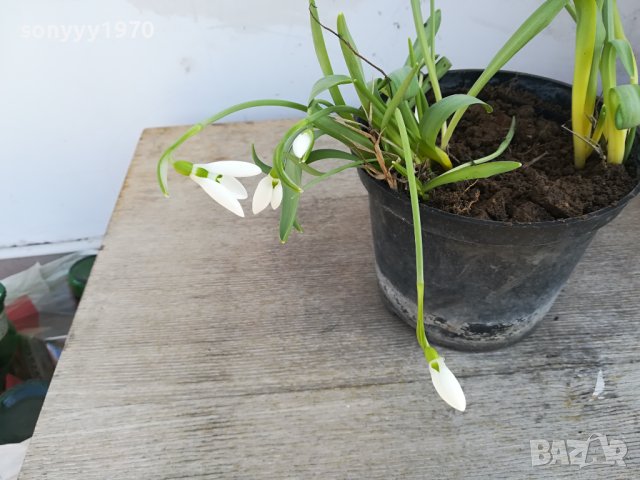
left=446, top=117, right=517, bottom=174
left=312, top=115, right=375, bottom=151
left=389, top=66, right=422, bottom=101
left=303, top=160, right=371, bottom=189
left=295, top=156, right=325, bottom=176
left=337, top=13, right=369, bottom=111
left=381, top=65, right=420, bottom=130
left=309, top=0, right=346, bottom=108
left=353, top=79, right=387, bottom=126
left=610, top=39, right=637, bottom=78
left=418, top=56, right=452, bottom=97
left=602, top=0, right=615, bottom=42
left=475, top=0, right=568, bottom=94
left=308, top=75, right=353, bottom=104
left=200, top=99, right=307, bottom=129
left=443, top=0, right=568, bottom=146
left=279, top=158, right=303, bottom=243
left=251, top=145, right=271, bottom=174
left=611, top=84, right=640, bottom=129
left=584, top=0, right=606, bottom=123
left=423, top=161, right=521, bottom=193
left=420, top=94, right=491, bottom=147
left=405, top=9, right=442, bottom=67
left=624, top=127, right=637, bottom=162
left=409, top=56, right=452, bottom=117
left=307, top=149, right=362, bottom=164
left=399, top=101, right=422, bottom=139
left=410, top=0, right=444, bottom=103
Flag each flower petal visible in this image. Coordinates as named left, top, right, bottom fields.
left=429, top=358, right=466, bottom=412
left=197, top=161, right=261, bottom=178
left=191, top=175, right=245, bottom=217
left=271, top=180, right=283, bottom=210
left=252, top=176, right=273, bottom=215
left=291, top=130, right=314, bottom=158
left=220, top=175, right=248, bottom=199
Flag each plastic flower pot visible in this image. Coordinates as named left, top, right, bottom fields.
left=359, top=70, right=640, bottom=352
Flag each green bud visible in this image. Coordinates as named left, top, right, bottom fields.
left=424, top=346, right=439, bottom=365
left=173, top=161, right=194, bottom=176
left=194, top=167, right=210, bottom=179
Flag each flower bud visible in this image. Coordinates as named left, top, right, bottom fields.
left=291, top=129, right=314, bottom=159
left=429, top=357, right=466, bottom=411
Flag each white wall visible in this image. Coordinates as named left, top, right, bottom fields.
left=1, top=0, right=639, bottom=256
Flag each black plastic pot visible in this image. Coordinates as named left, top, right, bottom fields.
left=359, top=70, right=640, bottom=351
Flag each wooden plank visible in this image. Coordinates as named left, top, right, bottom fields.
left=19, top=120, right=640, bottom=479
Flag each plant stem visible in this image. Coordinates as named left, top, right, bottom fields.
left=565, top=3, right=578, bottom=22
left=308, top=0, right=348, bottom=113
left=411, top=0, right=443, bottom=105
left=429, top=0, right=447, bottom=143
left=572, top=0, right=598, bottom=169
left=394, top=109, right=429, bottom=351
left=601, top=43, right=626, bottom=165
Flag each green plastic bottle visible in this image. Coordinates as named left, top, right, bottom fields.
left=0, top=283, right=19, bottom=389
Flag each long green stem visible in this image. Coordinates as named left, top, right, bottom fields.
left=612, top=1, right=638, bottom=161
left=157, top=99, right=308, bottom=196
left=309, top=0, right=347, bottom=109
left=395, top=109, right=429, bottom=351
left=601, top=44, right=626, bottom=164
left=612, top=2, right=638, bottom=84
left=428, top=0, right=447, bottom=143
left=411, top=0, right=443, bottom=104
left=572, top=0, right=598, bottom=169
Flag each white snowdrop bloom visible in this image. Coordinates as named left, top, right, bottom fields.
left=429, top=357, right=466, bottom=412
left=174, top=160, right=261, bottom=217
left=252, top=174, right=283, bottom=214
left=291, top=129, right=314, bottom=158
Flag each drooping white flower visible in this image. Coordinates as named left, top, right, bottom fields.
left=429, top=357, right=466, bottom=411
left=174, top=160, right=261, bottom=217
left=291, top=129, right=314, bottom=158
left=252, top=173, right=283, bottom=214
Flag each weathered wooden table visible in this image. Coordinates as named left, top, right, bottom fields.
left=20, top=120, right=640, bottom=479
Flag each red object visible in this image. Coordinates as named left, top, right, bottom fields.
left=5, top=295, right=40, bottom=331
left=4, top=373, right=23, bottom=389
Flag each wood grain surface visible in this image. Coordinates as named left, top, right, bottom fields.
left=19, top=120, right=640, bottom=479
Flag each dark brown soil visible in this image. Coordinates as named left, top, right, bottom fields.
left=421, top=84, right=637, bottom=222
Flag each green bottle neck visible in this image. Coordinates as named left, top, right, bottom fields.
left=0, top=282, right=5, bottom=316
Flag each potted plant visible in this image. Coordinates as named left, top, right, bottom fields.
left=156, top=0, right=640, bottom=411
left=365, top=0, right=640, bottom=353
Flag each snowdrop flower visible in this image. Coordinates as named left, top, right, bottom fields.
left=252, top=172, right=283, bottom=214
left=173, top=160, right=260, bottom=217
left=291, top=129, right=315, bottom=159
left=429, top=356, right=466, bottom=411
